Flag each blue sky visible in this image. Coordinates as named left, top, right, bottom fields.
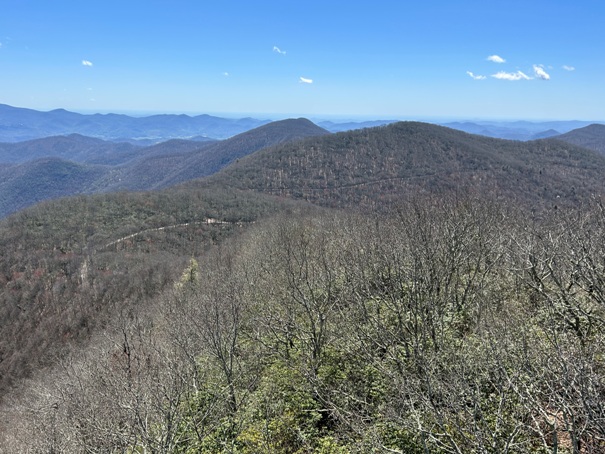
left=0, top=1, right=603, bottom=120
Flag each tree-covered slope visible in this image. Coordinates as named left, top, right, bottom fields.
left=5, top=198, right=605, bottom=452
left=105, top=118, right=329, bottom=191
left=555, top=123, right=605, bottom=155
left=0, top=158, right=110, bottom=217
left=0, top=184, right=311, bottom=400
left=0, top=134, right=140, bottom=164
left=203, top=121, right=605, bottom=209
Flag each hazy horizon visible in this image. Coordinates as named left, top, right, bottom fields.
left=4, top=102, right=604, bottom=125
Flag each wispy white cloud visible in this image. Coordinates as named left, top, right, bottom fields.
left=273, top=46, right=286, bottom=55
left=533, top=64, right=550, bottom=80
left=299, top=76, right=313, bottom=84
left=466, top=71, right=486, bottom=80
left=562, top=65, right=575, bottom=71
left=222, top=72, right=230, bottom=77
left=487, top=54, right=506, bottom=64
left=491, top=70, right=531, bottom=81
left=82, top=60, right=93, bottom=67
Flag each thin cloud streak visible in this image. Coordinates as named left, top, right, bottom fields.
left=82, top=60, right=93, bottom=67
left=491, top=70, right=531, bottom=81
left=563, top=65, right=575, bottom=71
left=299, top=76, right=313, bottom=84
left=273, top=46, right=286, bottom=55
left=466, top=71, right=486, bottom=80
left=487, top=55, right=506, bottom=63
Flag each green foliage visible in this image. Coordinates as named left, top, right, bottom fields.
left=372, top=423, right=426, bottom=454
left=237, top=360, right=324, bottom=453
left=177, top=257, right=200, bottom=288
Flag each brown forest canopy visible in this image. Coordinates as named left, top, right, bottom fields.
left=1, top=120, right=605, bottom=452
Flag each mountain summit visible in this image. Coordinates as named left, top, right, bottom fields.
left=206, top=121, right=605, bottom=208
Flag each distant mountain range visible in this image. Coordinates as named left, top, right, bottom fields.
left=2, top=101, right=605, bottom=218
left=317, top=119, right=398, bottom=132
left=0, top=104, right=271, bottom=142
left=5, top=103, right=603, bottom=144
left=441, top=120, right=604, bottom=141
left=0, top=104, right=399, bottom=143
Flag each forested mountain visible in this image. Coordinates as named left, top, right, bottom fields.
left=530, top=128, right=561, bottom=140
left=0, top=119, right=328, bottom=217
left=204, top=121, right=605, bottom=209
left=0, top=134, right=218, bottom=166
left=0, top=134, right=141, bottom=164
left=0, top=139, right=215, bottom=218
left=0, top=158, right=109, bottom=217
left=1, top=120, right=605, bottom=452
left=104, top=118, right=329, bottom=191
left=121, top=138, right=218, bottom=163
left=555, top=123, right=605, bottom=155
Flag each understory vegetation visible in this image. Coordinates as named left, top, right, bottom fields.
left=3, top=196, right=605, bottom=453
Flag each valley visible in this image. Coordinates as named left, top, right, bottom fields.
left=0, top=106, right=604, bottom=452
